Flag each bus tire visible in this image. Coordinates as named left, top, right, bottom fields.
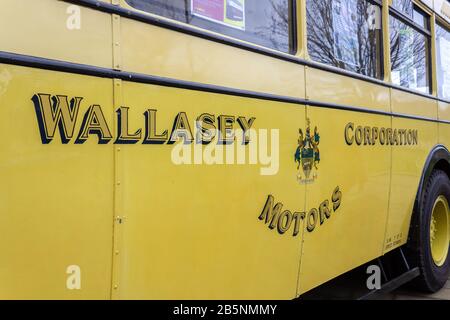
left=408, top=170, right=450, bottom=292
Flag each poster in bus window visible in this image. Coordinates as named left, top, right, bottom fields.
left=332, top=0, right=360, bottom=70
left=392, top=28, right=416, bottom=89
left=440, top=36, right=450, bottom=98
left=401, top=28, right=417, bottom=90
left=191, top=0, right=245, bottom=30
left=420, top=0, right=432, bottom=10
left=435, top=0, right=450, bottom=24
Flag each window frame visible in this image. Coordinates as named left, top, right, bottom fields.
left=389, top=3, right=431, bottom=37
left=389, top=2, right=433, bottom=93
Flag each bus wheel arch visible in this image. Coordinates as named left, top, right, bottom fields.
left=417, top=146, right=450, bottom=206
left=406, top=145, right=450, bottom=292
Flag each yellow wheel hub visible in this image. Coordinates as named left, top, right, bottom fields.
left=430, top=195, right=450, bottom=267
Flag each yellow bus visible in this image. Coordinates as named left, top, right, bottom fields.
left=0, top=0, right=450, bottom=300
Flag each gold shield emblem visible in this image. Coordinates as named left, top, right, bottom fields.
left=295, top=118, right=320, bottom=184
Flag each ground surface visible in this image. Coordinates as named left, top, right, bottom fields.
left=382, top=275, right=450, bottom=300
left=300, top=262, right=450, bottom=300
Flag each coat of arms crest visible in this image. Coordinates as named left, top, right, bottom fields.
left=295, top=118, right=320, bottom=184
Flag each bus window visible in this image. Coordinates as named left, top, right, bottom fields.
left=125, top=0, right=295, bottom=54
left=306, top=0, right=383, bottom=79
left=390, top=6, right=431, bottom=93
left=436, top=23, right=450, bottom=100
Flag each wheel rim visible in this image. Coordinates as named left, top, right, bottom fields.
left=430, top=195, right=450, bottom=267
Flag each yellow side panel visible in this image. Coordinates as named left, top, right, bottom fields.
left=120, top=18, right=305, bottom=99
left=0, top=64, right=114, bottom=299
left=112, top=82, right=306, bottom=299
left=384, top=91, right=439, bottom=253
left=298, top=108, right=391, bottom=294
left=439, top=101, right=450, bottom=149
left=297, top=68, right=391, bottom=294
left=0, top=0, right=112, bottom=68
left=391, top=90, right=438, bottom=119
left=305, top=68, right=390, bottom=112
